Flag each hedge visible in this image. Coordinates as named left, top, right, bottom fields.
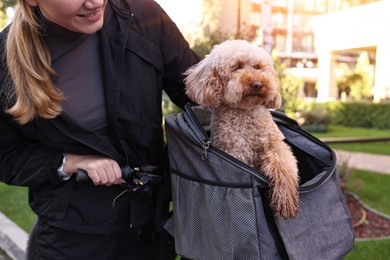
left=330, top=101, right=390, bottom=129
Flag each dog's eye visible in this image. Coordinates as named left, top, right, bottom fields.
left=232, top=62, right=244, bottom=71
left=253, top=64, right=262, bottom=70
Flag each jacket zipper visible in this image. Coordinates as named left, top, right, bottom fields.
left=51, top=120, right=122, bottom=162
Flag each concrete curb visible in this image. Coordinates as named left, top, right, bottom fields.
left=0, top=212, right=27, bottom=260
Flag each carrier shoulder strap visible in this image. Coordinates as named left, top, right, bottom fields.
left=260, top=189, right=290, bottom=260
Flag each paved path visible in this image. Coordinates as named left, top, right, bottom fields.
left=0, top=212, right=27, bottom=260
left=0, top=150, right=389, bottom=259
left=335, top=150, right=390, bottom=175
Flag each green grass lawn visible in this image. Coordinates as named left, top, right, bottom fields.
left=347, top=170, right=390, bottom=217
left=345, top=239, right=390, bottom=259
left=344, top=169, right=390, bottom=259
left=312, top=125, right=390, bottom=155
left=0, top=183, right=36, bottom=232
left=329, top=141, right=390, bottom=156
left=314, top=125, right=390, bottom=139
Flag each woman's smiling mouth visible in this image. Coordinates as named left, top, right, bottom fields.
left=77, top=8, right=102, bottom=21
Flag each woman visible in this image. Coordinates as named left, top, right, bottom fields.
left=0, top=0, right=199, bottom=258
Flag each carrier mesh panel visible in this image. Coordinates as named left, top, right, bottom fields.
left=171, top=173, right=261, bottom=260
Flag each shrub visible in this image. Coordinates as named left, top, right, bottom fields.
left=337, top=154, right=354, bottom=191
left=330, top=101, right=390, bottom=129
left=191, top=31, right=230, bottom=58
left=296, top=102, right=331, bottom=132
left=279, top=74, right=304, bottom=116
left=162, top=92, right=182, bottom=116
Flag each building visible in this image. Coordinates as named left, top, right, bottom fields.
left=157, top=0, right=389, bottom=102
left=311, top=0, right=390, bottom=102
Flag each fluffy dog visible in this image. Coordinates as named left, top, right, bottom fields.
left=184, top=39, right=299, bottom=219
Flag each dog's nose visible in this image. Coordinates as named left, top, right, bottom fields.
left=251, top=82, right=263, bottom=89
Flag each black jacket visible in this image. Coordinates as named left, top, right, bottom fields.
left=0, top=0, right=200, bottom=234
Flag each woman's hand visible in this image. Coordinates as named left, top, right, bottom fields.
left=63, top=154, right=124, bottom=186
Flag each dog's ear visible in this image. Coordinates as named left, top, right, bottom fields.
left=265, top=68, right=282, bottom=109
left=184, top=57, right=223, bottom=107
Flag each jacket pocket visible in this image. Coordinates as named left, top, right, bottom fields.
left=29, top=180, right=74, bottom=222
left=126, top=30, right=164, bottom=73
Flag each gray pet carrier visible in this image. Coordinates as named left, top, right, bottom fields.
left=164, top=104, right=354, bottom=260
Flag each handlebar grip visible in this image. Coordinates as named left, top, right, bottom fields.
left=75, top=169, right=90, bottom=182
left=75, top=166, right=134, bottom=182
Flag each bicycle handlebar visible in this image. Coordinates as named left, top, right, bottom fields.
left=75, top=165, right=163, bottom=193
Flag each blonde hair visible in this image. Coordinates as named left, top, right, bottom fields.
left=5, top=1, right=64, bottom=124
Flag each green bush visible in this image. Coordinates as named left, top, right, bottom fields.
left=191, top=31, right=230, bottom=58
left=162, top=92, right=182, bottom=116
left=279, top=74, right=304, bottom=116
left=330, top=101, right=390, bottom=129
left=299, top=108, right=331, bottom=125
left=272, top=51, right=304, bottom=116
left=296, top=100, right=390, bottom=130
left=300, top=124, right=328, bottom=133
left=372, top=105, right=390, bottom=129
left=296, top=102, right=331, bottom=132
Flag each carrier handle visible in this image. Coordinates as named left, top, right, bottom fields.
left=184, top=103, right=210, bottom=143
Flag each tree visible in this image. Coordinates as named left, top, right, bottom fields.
left=335, top=52, right=374, bottom=101
left=272, top=50, right=304, bottom=116
left=351, top=51, right=374, bottom=100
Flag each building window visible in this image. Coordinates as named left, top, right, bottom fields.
left=304, top=82, right=318, bottom=98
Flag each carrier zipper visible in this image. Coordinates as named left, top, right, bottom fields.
left=171, top=107, right=336, bottom=190
left=171, top=114, right=268, bottom=183
left=201, top=141, right=211, bottom=160
left=271, top=110, right=338, bottom=192
left=181, top=107, right=214, bottom=162
left=272, top=110, right=329, bottom=149
left=287, top=124, right=337, bottom=192
left=176, top=113, right=212, bottom=160
left=286, top=123, right=336, bottom=192
left=207, top=125, right=336, bottom=192
left=299, top=164, right=336, bottom=193
left=209, top=145, right=269, bottom=183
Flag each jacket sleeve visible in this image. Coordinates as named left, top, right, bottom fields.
left=0, top=27, right=65, bottom=189
left=0, top=107, right=65, bottom=189
left=144, top=0, right=201, bottom=109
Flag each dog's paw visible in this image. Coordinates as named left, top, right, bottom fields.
left=269, top=184, right=299, bottom=219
